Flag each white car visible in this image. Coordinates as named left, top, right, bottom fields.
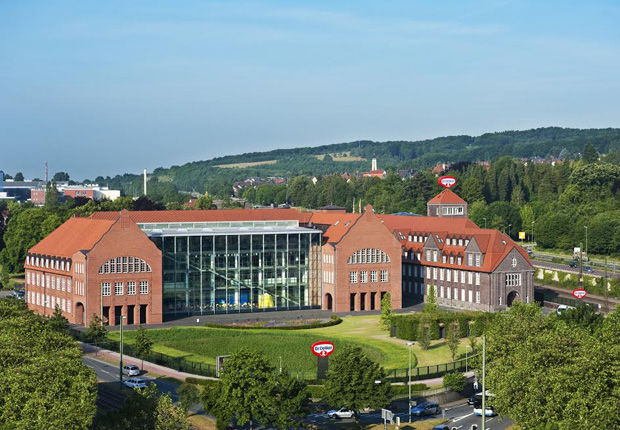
left=123, top=365, right=140, bottom=376
left=327, top=407, right=356, bottom=419
left=124, top=378, right=148, bottom=390
left=473, top=405, right=497, bottom=417
left=556, top=305, right=569, bottom=315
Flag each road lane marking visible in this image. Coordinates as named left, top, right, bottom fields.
left=453, top=412, right=474, bottom=422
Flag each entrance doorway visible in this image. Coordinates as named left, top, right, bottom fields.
left=325, top=293, right=333, bottom=310
left=350, top=293, right=356, bottom=311
left=127, top=305, right=135, bottom=325
left=370, top=292, right=376, bottom=310
left=139, top=304, right=148, bottom=324
left=360, top=293, right=366, bottom=311
left=75, top=302, right=85, bottom=325
left=507, top=291, right=520, bottom=307
left=102, top=306, right=110, bottom=326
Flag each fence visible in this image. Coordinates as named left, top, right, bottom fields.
left=71, top=328, right=217, bottom=377
left=73, top=327, right=477, bottom=382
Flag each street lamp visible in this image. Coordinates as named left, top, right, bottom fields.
left=119, top=315, right=126, bottom=387
left=407, top=341, right=415, bottom=423
left=508, top=224, right=512, bottom=238
left=531, top=221, right=535, bottom=245
left=481, top=335, right=487, bottom=430
left=483, top=218, right=487, bottom=229
left=465, top=345, right=472, bottom=373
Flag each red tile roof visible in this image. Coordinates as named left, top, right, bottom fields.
left=29, top=217, right=115, bottom=258
left=428, top=189, right=466, bottom=205
left=90, top=208, right=306, bottom=223
left=307, top=212, right=361, bottom=243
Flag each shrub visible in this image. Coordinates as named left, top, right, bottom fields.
left=443, top=371, right=466, bottom=392
left=185, top=377, right=220, bottom=388
left=392, top=311, right=492, bottom=341
left=203, top=317, right=342, bottom=330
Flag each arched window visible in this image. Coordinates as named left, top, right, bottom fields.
left=347, top=248, right=391, bottom=264
left=98, top=256, right=152, bottom=274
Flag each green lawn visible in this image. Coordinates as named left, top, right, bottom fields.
left=109, top=315, right=475, bottom=375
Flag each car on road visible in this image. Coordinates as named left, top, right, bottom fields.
left=11, top=290, right=24, bottom=300
left=123, top=378, right=148, bottom=390
left=527, top=249, right=532, bottom=255
left=326, top=408, right=356, bottom=419
left=432, top=425, right=450, bottom=430
left=473, top=404, right=497, bottom=416
left=410, top=402, right=441, bottom=417
left=123, top=365, right=140, bottom=376
left=467, top=393, right=479, bottom=405
left=556, top=304, right=569, bottom=315
left=584, top=266, right=594, bottom=273
left=569, top=262, right=577, bottom=268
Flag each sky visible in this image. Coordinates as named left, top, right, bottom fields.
left=1, top=0, right=619, bottom=180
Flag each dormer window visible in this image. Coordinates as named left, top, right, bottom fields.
left=442, top=255, right=447, bottom=264
left=458, top=239, right=463, bottom=246
left=446, top=238, right=451, bottom=246
left=465, top=240, right=469, bottom=246
left=408, top=234, right=412, bottom=242
left=450, top=256, right=454, bottom=264
left=457, top=257, right=462, bottom=265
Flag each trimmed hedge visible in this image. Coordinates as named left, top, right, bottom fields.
left=307, top=383, right=428, bottom=400
left=185, top=377, right=220, bottom=388
left=392, top=311, right=493, bottom=341
left=203, top=315, right=342, bottom=330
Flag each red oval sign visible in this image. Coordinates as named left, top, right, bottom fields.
left=438, top=176, right=456, bottom=188
left=572, top=289, right=587, bottom=299
left=311, top=341, right=335, bottom=357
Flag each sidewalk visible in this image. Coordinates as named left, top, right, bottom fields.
left=80, top=342, right=217, bottom=381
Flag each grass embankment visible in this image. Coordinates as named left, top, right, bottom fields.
left=109, top=315, right=473, bottom=373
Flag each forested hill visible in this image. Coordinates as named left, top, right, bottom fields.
left=97, top=127, right=620, bottom=198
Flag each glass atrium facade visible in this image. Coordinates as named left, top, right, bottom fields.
left=145, top=221, right=322, bottom=316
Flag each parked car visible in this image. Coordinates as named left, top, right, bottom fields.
left=11, top=290, right=24, bottom=300
left=123, top=365, right=140, bottom=376
left=123, top=378, right=148, bottom=390
left=526, top=249, right=532, bottom=255
left=410, top=402, right=441, bottom=417
left=326, top=408, right=356, bottom=419
left=556, top=304, right=569, bottom=315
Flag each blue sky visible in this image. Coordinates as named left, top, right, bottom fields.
left=1, top=0, right=619, bottom=180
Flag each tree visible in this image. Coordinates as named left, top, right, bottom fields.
left=417, top=314, right=432, bottom=350
left=155, top=393, right=189, bottom=430
left=49, top=304, right=69, bottom=332
left=52, top=172, right=70, bottom=182
left=0, top=298, right=97, bottom=429
left=443, top=371, right=466, bottom=392
left=13, top=172, right=24, bottom=181
left=86, top=314, right=107, bottom=344
left=323, top=346, right=391, bottom=417
left=45, top=181, right=60, bottom=206
left=379, top=292, right=393, bottom=330
left=194, top=195, right=214, bottom=210
left=133, top=325, right=153, bottom=371
left=269, top=373, right=309, bottom=430
left=423, top=285, right=438, bottom=313
left=582, top=142, right=599, bottom=164
left=557, top=303, right=603, bottom=333
left=446, top=320, right=460, bottom=362
left=176, top=383, right=200, bottom=415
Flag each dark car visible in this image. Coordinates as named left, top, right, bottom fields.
left=432, top=425, right=450, bottom=430
left=569, top=262, right=577, bottom=268
left=584, top=266, right=594, bottom=273
left=410, top=402, right=441, bottom=417
left=467, top=394, right=478, bottom=405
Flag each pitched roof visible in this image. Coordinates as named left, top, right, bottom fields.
left=428, top=189, right=466, bottom=205
left=90, top=208, right=306, bottom=223
left=29, top=217, right=115, bottom=258
left=306, top=212, right=360, bottom=243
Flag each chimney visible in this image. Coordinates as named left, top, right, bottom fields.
left=143, top=168, right=147, bottom=195
left=372, top=158, right=377, bottom=171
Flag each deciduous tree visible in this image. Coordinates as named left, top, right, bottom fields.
left=380, top=292, right=393, bottom=330
left=133, top=325, right=154, bottom=370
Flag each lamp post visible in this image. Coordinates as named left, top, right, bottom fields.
left=481, top=335, right=486, bottom=430
left=531, top=221, right=535, bottom=245
left=407, top=341, right=415, bottom=423
left=119, top=315, right=126, bottom=387
left=483, top=218, right=487, bottom=229
left=508, top=224, right=512, bottom=238
left=584, top=226, right=588, bottom=262
left=466, top=345, right=472, bottom=373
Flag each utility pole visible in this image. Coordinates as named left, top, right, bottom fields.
left=604, top=257, right=609, bottom=314
left=579, top=242, right=584, bottom=288
left=119, top=315, right=125, bottom=387
left=481, top=335, right=486, bottom=430
left=584, top=226, right=588, bottom=263
left=407, top=341, right=415, bottom=423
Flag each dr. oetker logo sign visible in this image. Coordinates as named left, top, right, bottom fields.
left=311, top=341, right=335, bottom=357
left=438, top=176, right=456, bottom=188
left=572, top=289, right=587, bottom=299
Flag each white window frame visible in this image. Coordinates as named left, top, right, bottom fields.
left=115, top=282, right=124, bottom=295
left=380, top=270, right=388, bottom=282
left=101, top=282, right=111, bottom=296
left=139, top=281, right=149, bottom=295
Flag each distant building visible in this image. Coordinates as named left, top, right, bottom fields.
left=432, top=163, right=451, bottom=175
left=363, top=158, right=386, bottom=179
left=30, top=184, right=121, bottom=205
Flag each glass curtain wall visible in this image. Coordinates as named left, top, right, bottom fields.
left=150, top=231, right=321, bottom=316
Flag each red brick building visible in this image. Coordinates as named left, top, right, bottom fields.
left=25, top=190, right=534, bottom=325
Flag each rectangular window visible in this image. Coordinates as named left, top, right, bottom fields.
left=433, top=267, right=437, bottom=280
left=36, top=293, right=40, bottom=305
left=453, top=269, right=458, bottom=281
left=457, top=257, right=462, bottom=265
left=440, top=268, right=444, bottom=281
left=115, top=282, right=123, bottom=295
left=426, top=250, right=431, bottom=261
left=128, top=281, right=136, bottom=295
left=371, top=270, right=378, bottom=283
left=454, top=287, right=458, bottom=300
left=62, top=299, right=66, bottom=312
left=447, top=286, right=451, bottom=299
left=461, top=289, right=465, bottom=301
left=461, top=271, right=465, bottom=284
left=140, top=281, right=149, bottom=294
left=68, top=300, right=71, bottom=312
left=468, top=272, right=473, bottom=285
left=350, top=272, right=358, bottom=284
left=476, top=291, right=480, bottom=304
left=505, top=273, right=522, bottom=287
left=475, top=254, right=481, bottom=267
left=469, top=290, right=473, bottom=303
left=468, top=254, right=473, bottom=266
left=51, top=276, right=55, bottom=289
left=62, top=278, right=66, bottom=291
left=450, top=256, right=454, bottom=264
left=381, top=270, right=388, bottom=282
left=360, top=271, right=368, bottom=283
left=442, top=255, right=447, bottom=264
left=101, top=283, right=111, bottom=296
left=446, top=269, right=451, bottom=282
left=440, top=286, right=444, bottom=298
left=475, top=273, right=481, bottom=286
left=67, top=279, right=71, bottom=293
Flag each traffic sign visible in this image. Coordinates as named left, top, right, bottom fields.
left=519, top=231, right=525, bottom=239
left=438, top=176, right=456, bottom=188
left=572, top=289, right=587, bottom=299
left=311, top=341, right=335, bottom=357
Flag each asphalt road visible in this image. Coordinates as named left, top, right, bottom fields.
left=531, top=257, right=619, bottom=279
left=306, top=402, right=513, bottom=430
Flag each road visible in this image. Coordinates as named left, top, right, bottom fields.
left=306, top=402, right=513, bottom=429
